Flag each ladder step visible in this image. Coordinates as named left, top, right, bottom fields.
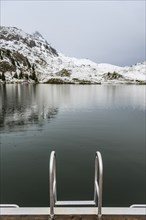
left=55, top=200, right=96, bottom=206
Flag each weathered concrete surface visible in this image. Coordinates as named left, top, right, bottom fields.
left=0, top=215, right=146, bottom=220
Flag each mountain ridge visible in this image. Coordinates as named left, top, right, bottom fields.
left=0, top=26, right=145, bottom=84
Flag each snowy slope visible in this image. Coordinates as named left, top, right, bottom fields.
left=0, top=26, right=145, bottom=84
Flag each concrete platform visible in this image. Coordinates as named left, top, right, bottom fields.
left=0, top=207, right=145, bottom=219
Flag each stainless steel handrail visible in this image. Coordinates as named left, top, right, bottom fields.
left=130, top=204, right=146, bottom=208
left=49, top=151, right=103, bottom=219
left=0, top=204, right=19, bottom=208
left=94, top=151, right=103, bottom=217
left=49, top=151, right=57, bottom=219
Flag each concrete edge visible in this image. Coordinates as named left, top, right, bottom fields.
left=0, top=207, right=145, bottom=215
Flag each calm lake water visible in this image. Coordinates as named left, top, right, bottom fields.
left=0, top=84, right=145, bottom=207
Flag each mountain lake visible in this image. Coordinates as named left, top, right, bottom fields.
left=0, top=84, right=145, bottom=207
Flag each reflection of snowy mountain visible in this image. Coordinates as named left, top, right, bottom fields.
left=0, top=85, right=58, bottom=131
left=0, top=26, right=145, bottom=84
left=0, top=83, right=145, bottom=131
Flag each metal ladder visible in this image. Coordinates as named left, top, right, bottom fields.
left=49, top=151, right=103, bottom=219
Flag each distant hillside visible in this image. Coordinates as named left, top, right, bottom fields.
left=0, top=26, right=145, bottom=84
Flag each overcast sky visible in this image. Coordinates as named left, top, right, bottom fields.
left=0, top=0, right=145, bottom=66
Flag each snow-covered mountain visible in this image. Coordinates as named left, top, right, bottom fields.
left=0, top=26, right=145, bottom=84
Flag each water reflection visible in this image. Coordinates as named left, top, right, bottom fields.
left=0, top=84, right=145, bottom=132
left=30, top=84, right=146, bottom=111
left=0, top=84, right=58, bottom=131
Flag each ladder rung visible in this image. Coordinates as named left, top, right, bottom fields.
left=55, top=200, right=96, bottom=206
